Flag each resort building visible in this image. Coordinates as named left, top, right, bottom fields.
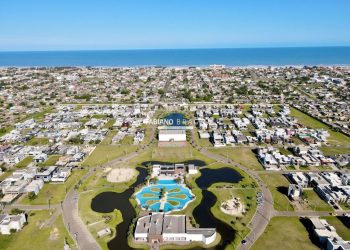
left=134, top=213, right=216, bottom=245
left=158, top=129, right=186, bottom=142
left=152, top=164, right=198, bottom=178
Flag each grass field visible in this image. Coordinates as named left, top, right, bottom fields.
left=193, top=129, right=213, bottom=148
left=21, top=169, right=87, bottom=205
left=0, top=210, right=75, bottom=250
left=251, top=217, right=318, bottom=250
left=320, top=147, right=350, bottom=156
left=82, top=144, right=138, bottom=167
left=208, top=147, right=263, bottom=171
left=79, top=191, right=123, bottom=250
left=25, top=137, right=49, bottom=146
left=39, top=155, right=60, bottom=167
left=291, top=107, right=350, bottom=147
left=150, top=145, right=216, bottom=164
left=121, top=136, right=134, bottom=145
left=15, top=156, right=33, bottom=168
left=210, top=187, right=257, bottom=248
left=100, top=130, right=117, bottom=145
left=302, top=189, right=333, bottom=211
left=103, top=119, right=115, bottom=129
left=321, top=216, right=350, bottom=240
left=259, top=173, right=294, bottom=211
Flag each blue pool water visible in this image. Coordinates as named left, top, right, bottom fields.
left=135, top=180, right=193, bottom=212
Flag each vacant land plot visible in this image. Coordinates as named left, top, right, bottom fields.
left=302, top=189, right=333, bottom=211
left=259, top=173, right=294, bottom=211
left=193, top=129, right=213, bottom=148
left=320, top=147, right=350, bottom=156
left=39, top=155, right=60, bottom=167
left=251, top=217, right=318, bottom=250
left=0, top=210, right=75, bottom=250
left=291, top=108, right=350, bottom=147
left=100, top=130, right=117, bottom=145
left=209, top=147, right=263, bottom=171
left=321, top=216, right=350, bottom=240
left=25, top=137, right=49, bottom=146
left=82, top=145, right=138, bottom=167
left=150, top=146, right=215, bottom=164
left=15, top=156, right=33, bottom=168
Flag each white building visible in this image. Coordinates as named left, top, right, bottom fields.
left=134, top=213, right=216, bottom=245
left=0, top=214, right=26, bottom=235
left=159, top=129, right=186, bottom=142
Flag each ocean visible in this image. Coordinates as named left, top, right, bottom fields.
left=0, top=47, right=350, bottom=67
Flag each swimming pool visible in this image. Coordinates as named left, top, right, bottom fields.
left=135, top=179, right=194, bottom=212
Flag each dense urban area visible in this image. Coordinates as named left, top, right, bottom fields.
left=0, top=66, right=349, bottom=250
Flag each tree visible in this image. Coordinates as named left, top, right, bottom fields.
left=28, top=191, right=37, bottom=201
left=10, top=208, right=24, bottom=215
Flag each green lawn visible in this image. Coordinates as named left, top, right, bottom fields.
left=193, top=129, right=213, bottom=148
left=251, top=217, right=318, bottom=250
left=321, top=216, right=350, bottom=240
left=259, top=173, right=294, bottom=211
left=209, top=147, right=263, bottom=171
left=25, top=137, right=49, bottom=146
left=210, top=187, right=257, bottom=249
left=121, top=136, right=134, bottom=145
left=291, top=108, right=350, bottom=147
left=0, top=126, right=13, bottom=137
left=21, top=169, right=87, bottom=205
left=0, top=210, right=75, bottom=250
left=150, top=145, right=216, bottom=164
left=320, top=147, right=350, bottom=156
left=302, top=189, right=333, bottom=211
left=100, top=130, right=117, bottom=145
left=82, top=144, right=138, bottom=167
left=39, top=155, right=61, bottom=167
left=79, top=191, right=123, bottom=250
left=103, top=119, right=116, bottom=129
left=15, top=156, right=33, bottom=168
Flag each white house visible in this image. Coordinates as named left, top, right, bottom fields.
left=0, top=213, right=26, bottom=235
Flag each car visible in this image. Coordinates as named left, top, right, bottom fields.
left=241, top=239, right=247, bottom=245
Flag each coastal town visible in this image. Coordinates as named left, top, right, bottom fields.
left=0, top=66, right=349, bottom=250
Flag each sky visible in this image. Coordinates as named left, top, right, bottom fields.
left=0, top=0, right=350, bottom=51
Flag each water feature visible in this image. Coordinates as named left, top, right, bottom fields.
left=91, top=167, right=148, bottom=250
left=91, top=165, right=243, bottom=250
left=135, top=179, right=194, bottom=212
left=192, top=167, right=243, bottom=250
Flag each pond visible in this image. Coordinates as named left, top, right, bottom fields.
left=91, top=167, right=148, bottom=250
left=141, top=160, right=207, bottom=167
left=192, top=167, right=243, bottom=250
left=91, top=165, right=243, bottom=250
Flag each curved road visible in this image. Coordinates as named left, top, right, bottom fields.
left=62, top=126, right=156, bottom=250
left=190, top=128, right=274, bottom=250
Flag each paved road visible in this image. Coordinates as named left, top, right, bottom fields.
left=189, top=129, right=274, bottom=250
left=62, top=125, right=156, bottom=250
left=273, top=210, right=350, bottom=217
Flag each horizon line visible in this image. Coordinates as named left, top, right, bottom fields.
left=1, top=45, right=350, bottom=53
